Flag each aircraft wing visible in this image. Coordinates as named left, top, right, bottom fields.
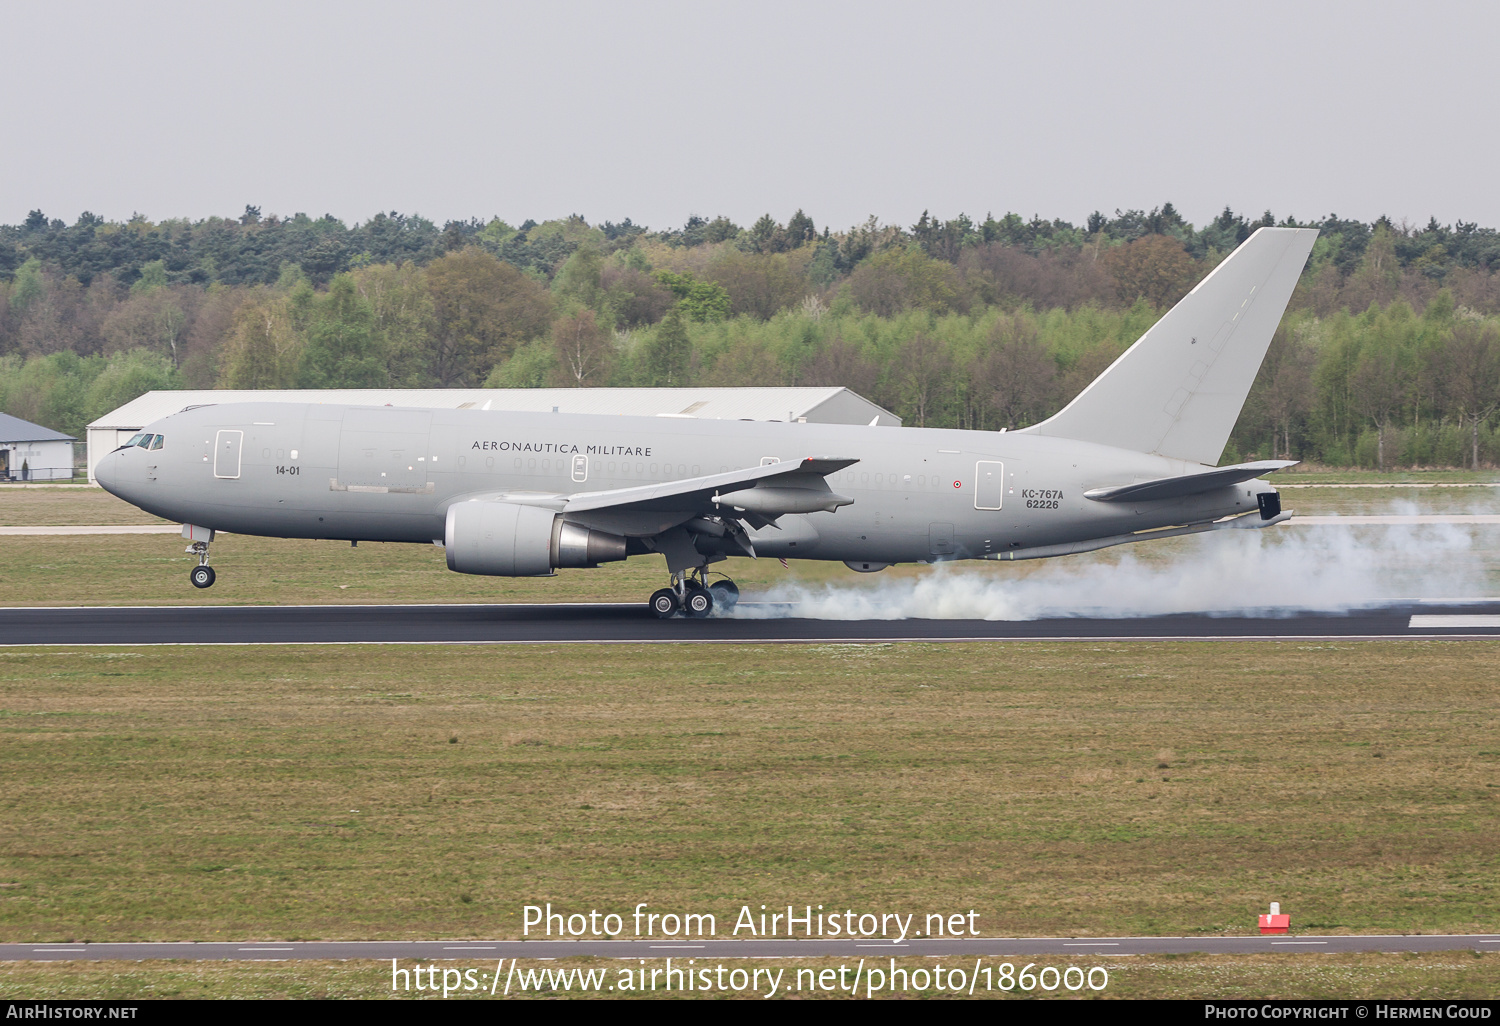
left=1084, top=460, right=1297, bottom=503
left=565, top=456, right=857, bottom=517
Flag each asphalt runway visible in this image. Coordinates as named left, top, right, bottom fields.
left=3, top=600, right=1500, bottom=645
left=4, top=935, right=1498, bottom=962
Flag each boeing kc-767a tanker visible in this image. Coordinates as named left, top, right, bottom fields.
left=95, top=228, right=1318, bottom=617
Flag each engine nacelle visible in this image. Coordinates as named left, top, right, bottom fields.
left=444, top=501, right=628, bottom=576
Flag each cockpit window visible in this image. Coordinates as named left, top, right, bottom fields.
left=125, top=433, right=147, bottom=448
left=149, top=434, right=164, bottom=450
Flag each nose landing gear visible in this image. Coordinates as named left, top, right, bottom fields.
left=187, top=538, right=215, bottom=589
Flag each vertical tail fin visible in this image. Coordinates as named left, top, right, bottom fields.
left=1022, top=227, right=1318, bottom=465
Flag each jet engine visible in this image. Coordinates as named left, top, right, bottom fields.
left=444, top=501, right=628, bottom=576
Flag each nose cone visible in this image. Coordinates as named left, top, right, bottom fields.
left=95, top=452, right=118, bottom=494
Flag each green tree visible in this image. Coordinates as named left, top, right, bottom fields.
left=746, top=214, right=786, bottom=254
left=1248, top=325, right=1317, bottom=459
left=218, top=290, right=300, bottom=388
left=1100, top=234, right=1198, bottom=307
left=130, top=260, right=170, bottom=294
left=702, top=250, right=809, bottom=320
left=1439, top=320, right=1500, bottom=469
left=425, top=247, right=552, bottom=386
left=847, top=247, right=962, bottom=316
left=552, top=245, right=605, bottom=311
left=653, top=271, right=731, bottom=322
left=350, top=261, right=436, bottom=386
left=101, top=288, right=188, bottom=366
left=786, top=209, right=816, bottom=246
left=550, top=309, right=612, bottom=386
left=891, top=332, right=956, bottom=427
left=1350, top=313, right=1412, bottom=469
left=298, top=274, right=386, bottom=387
left=969, top=313, right=1056, bottom=429
left=8, top=258, right=46, bottom=320
left=639, top=307, right=692, bottom=386
left=0, top=351, right=101, bottom=436
left=84, top=350, right=182, bottom=427
left=485, top=338, right=556, bottom=388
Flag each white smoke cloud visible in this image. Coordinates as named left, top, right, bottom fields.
left=730, top=516, right=1494, bottom=621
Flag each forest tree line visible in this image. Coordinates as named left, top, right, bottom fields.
left=2, top=203, right=1498, bottom=469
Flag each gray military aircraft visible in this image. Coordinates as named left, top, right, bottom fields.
left=95, top=227, right=1318, bottom=618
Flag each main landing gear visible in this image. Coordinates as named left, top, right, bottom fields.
left=648, top=569, right=740, bottom=619
left=187, top=539, right=215, bottom=589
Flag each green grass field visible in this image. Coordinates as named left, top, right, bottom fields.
left=0, top=486, right=169, bottom=526
left=1, top=641, right=1497, bottom=947
left=3, top=476, right=1499, bottom=1000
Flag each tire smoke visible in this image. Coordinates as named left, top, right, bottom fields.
left=730, top=518, right=1493, bottom=621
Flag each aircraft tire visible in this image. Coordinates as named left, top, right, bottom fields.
left=708, top=580, right=739, bottom=610
left=649, top=588, right=679, bottom=619
left=190, top=565, right=216, bottom=589
left=684, top=589, right=713, bottom=618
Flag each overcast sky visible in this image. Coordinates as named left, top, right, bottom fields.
left=5, top=0, right=1496, bottom=233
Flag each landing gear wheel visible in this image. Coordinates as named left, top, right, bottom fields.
left=190, top=565, right=216, bottom=589
left=649, top=588, right=679, bottom=619
left=684, top=588, right=713, bottom=618
left=708, top=580, right=739, bottom=610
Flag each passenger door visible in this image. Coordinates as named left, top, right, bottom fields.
left=213, top=430, right=243, bottom=479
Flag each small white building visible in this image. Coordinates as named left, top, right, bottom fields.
left=85, top=387, right=899, bottom=482
left=0, top=413, right=77, bottom=482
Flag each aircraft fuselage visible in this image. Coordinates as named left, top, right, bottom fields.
left=96, top=401, right=1275, bottom=566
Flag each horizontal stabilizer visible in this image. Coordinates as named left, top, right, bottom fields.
left=1084, top=460, right=1298, bottom=503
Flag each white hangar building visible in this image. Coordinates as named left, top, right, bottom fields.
left=85, top=387, right=899, bottom=483
left=0, top=412, right=77, bottom=482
